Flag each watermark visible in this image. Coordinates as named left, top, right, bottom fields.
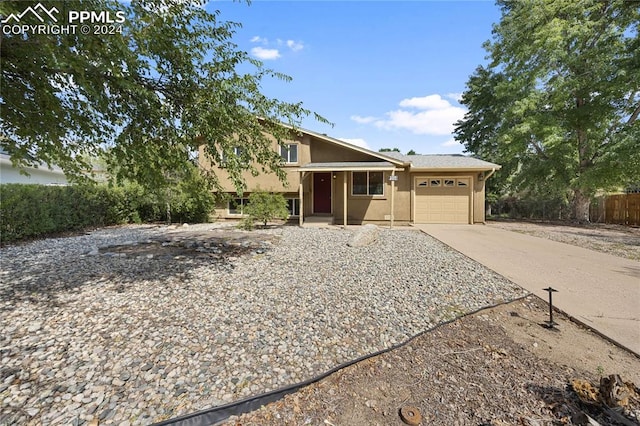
left=1, top=2, right=126, bottom=36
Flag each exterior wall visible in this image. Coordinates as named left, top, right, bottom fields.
left=473, top=176, right=486, bottom=223
left=0, top=156, right=68, bottom=185
left=332, top=170, right=411, bottom=225
left=310, top=139, right=380, bottom=163
left=212, top=191, right=301, bottom=221
left=198, top=133, right=311, bottom=193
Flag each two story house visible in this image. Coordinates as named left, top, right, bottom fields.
left=199, top=126, right=499, bottom=225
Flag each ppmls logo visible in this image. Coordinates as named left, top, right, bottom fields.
left=1, top=3, right=59, bottom=24
left=2, top=3, right=126, bottom=35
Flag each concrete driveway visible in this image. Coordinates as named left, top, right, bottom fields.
left=415, top=224, right=640, bottom=355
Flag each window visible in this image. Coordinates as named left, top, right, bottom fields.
left=286, top=198, right=300, bottom=216
left=228, top=198, right=249, bottom=215
left=457, top=179, right=469, bottom=187
left=352, top=171, right=384, bottom=196
left=444, top=179, right=455, bottom=187
left=222, top=146, right=244, bottom=164
left=417, top=181, right=428, bottom=187
left=430, top=179, right=441, bottom=187
left=280, top=144, right=298, bottom=164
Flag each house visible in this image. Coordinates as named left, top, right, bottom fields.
left=199, top=127, right=500, bottom=225
left=0, top=150, right=68, bottom=185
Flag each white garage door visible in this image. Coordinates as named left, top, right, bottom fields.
left=414, top=177, right=471, bottom=224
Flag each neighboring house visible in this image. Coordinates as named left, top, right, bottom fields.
left=0, top=151, right=68, bottom=185
left=199, top=127, right=500, bottom=225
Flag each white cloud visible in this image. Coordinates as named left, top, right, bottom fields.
left=338, top=138, right=370, bottom=150
left=355, top=94, right=466, bottom=136
left=445, top=92, right=463, bottom=103
left=286, top=39, right=304, bottom=52
left=399, top=94, right=451, bottom=110
left=350, top=115, right=377, bottom=124
left=250, top=36, right=268, bottom=44
left=251, top=47, right=281, bottom=60
left=375, top=107, right=466, bottom=135
left=441, top=138, right=461, bottom=147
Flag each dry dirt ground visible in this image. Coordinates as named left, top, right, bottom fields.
left=222, top=222, right=640, bottom=426
left=487, top=220, right=640, bottom=261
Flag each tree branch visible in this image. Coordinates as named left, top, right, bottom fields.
left=627, top=102, right=640, bottom=126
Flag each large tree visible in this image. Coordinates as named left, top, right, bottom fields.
left=0, top=0, right=326, bottom=193
left=455, top=0, right=640, bottom=221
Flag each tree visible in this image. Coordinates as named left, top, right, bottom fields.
left=454, top=0, right=640, bottom=221
left=379, top=147, right=401, bottom=153
left=406, top=149, right=418, bottom=155
left=0, top=0, right=327, bottom=194
left=241, top=190, right=289, bottom=229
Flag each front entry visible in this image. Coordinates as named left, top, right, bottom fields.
left=313, top=172, right=332, bottom=214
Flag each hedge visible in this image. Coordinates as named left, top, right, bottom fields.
left=0, top=183, right=215, bottom=243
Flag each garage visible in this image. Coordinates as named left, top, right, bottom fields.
left=414, top=176, right=471, bottom=224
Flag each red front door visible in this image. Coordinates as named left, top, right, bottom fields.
left=313, top=172, right=332, bottom=214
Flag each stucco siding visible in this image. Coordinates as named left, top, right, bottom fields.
left=473, top=177, right=486, bottom=223
left=310, top=139, right=380, bottom=163
left=198, top=133, right=310, bottom=193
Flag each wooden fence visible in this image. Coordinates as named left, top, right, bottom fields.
left=590, top=193, right=640, bottom=226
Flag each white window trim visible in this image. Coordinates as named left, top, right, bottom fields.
left=351, top=171, right=385, bottom=197
left=285, top=198, right=301, bottom=217
left=227, top=197, right=249, bottom=216
left=280, top=143, right=299, bottom=164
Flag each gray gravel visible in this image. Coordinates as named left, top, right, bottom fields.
left=0, top=224, right=528, bottom=425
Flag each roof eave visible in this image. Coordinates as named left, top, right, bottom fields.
left=410, top=165, right=502, bottom=172
left=277, top=123, right=405, bottom=166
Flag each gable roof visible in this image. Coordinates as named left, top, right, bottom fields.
left=382, top=152, right=500, bottom=171
left=281, top=124, right=406, bottom=166
left=273, top=120, right=500, bottom=171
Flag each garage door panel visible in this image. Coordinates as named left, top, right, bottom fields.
left=415, top=177, right=471, bottom=224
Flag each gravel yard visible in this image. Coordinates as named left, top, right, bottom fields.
left=0, top=224, right=527, bottom=425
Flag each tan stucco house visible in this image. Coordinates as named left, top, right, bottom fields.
left=200, top=127, right=500, bottom=225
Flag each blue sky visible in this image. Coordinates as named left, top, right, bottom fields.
left=208, top=1, right=502, bottom=155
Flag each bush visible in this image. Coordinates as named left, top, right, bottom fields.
left=241, top=191, right=289, bottom=229
left=0, top=184, right=112, bottom=242
left=0, top=179, right=216, bottom=243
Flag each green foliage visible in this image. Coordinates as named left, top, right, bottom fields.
left=454, top=0, right=640, bottom=221
left=378, top=148, right=401, bottom=153
left=490, top=194, right=570, bottom=221
left=406, top=149, right=418, bottom=155
left=0, top=0, right=328, bottom=196
left=0, top=181, right=215, bottom=243
left=242, top=190, right=289, bottom=228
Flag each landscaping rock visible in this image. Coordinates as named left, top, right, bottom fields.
left=347, top=224, right=379, bottom=247
left=0, top=224, right=526, bottom=425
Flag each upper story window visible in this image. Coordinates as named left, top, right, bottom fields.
left=221, top=146, right=244, bottom=164
left=352, top=171, right=384, bottom=196
left=280, top=144, right=298, bottom=164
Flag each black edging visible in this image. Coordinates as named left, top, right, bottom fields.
left=152, top=295, right=530, bottom=426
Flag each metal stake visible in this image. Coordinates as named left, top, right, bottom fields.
left=543, top=287, right=558, bottom=329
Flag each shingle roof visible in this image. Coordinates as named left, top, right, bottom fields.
left=383, top=152, right=500, bottom=169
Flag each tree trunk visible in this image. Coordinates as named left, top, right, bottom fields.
left=166, top=201, right=171, bottom=225
left=571, top=189, right=591, bottom=223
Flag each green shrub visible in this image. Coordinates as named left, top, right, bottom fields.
left=0, top=178, right=216, bottom=243
left=242, top=190, right=289, bottom=228
left=0, top=184, right=113, bottom=242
